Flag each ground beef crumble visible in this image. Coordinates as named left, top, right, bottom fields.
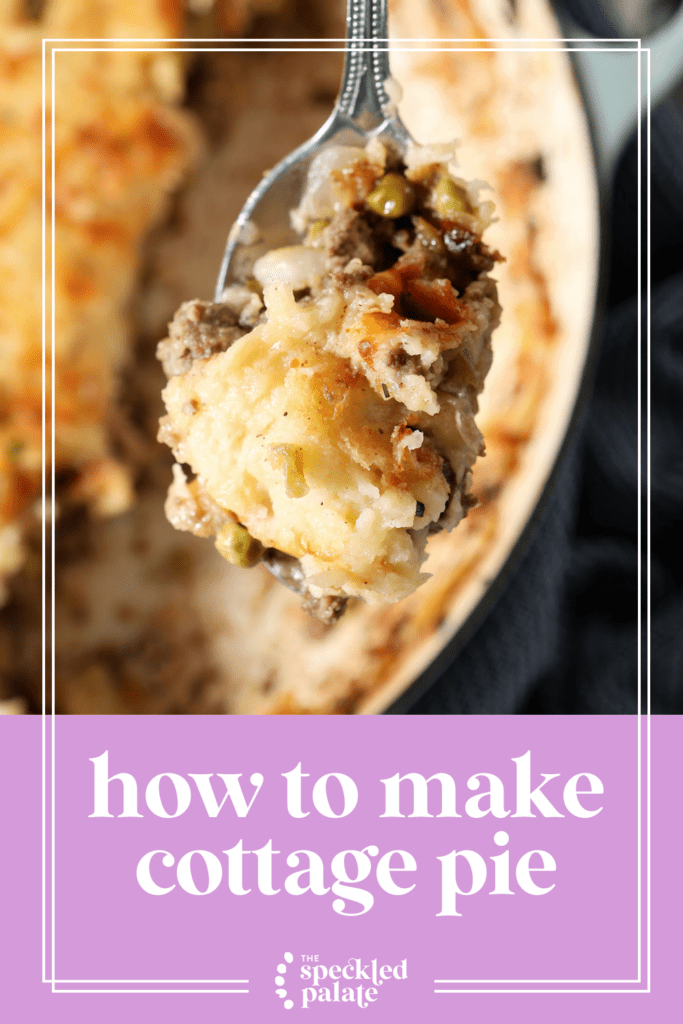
left=157, top=299, right=247, bottom=378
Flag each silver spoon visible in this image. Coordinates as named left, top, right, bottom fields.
left=214, top=0, right=412, bottom=606
left=214, top=0, right=411, bottom=296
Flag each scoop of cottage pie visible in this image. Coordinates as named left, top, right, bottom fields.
left=158, top=141, right=502, bottom=620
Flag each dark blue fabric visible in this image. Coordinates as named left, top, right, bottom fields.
left=412, top=7, right=682, bottom=715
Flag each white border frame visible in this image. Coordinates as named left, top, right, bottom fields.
left=41, top=34, right=650, bottom=999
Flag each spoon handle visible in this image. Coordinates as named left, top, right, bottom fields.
left=338, top=0, right=393, bottom=124
left=214, top=0, right=409, bottom=296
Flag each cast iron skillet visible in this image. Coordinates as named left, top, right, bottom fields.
left=385, top=3, right=683, bottom=714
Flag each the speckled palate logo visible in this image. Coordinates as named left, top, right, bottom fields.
left=274, top=951, right=408, bottom=1010
left=274, top=951, right=295, bottom=1010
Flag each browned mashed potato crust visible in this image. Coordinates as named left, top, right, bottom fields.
left=157, top=141, right=502, bottom=617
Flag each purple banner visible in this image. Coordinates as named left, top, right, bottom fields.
left=1, top=715, right=680, bottom=1022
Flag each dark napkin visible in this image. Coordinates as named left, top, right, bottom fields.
left=411, top=6, right=683, bottom=715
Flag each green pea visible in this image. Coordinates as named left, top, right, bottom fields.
left=433, top=175, right=471, bottom=219
left=215, top=522, right=264, bottom=568
left=366, top=173, right=415, bottom=218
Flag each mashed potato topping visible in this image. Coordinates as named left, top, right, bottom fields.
left=158, top=141, right=502, bottom=618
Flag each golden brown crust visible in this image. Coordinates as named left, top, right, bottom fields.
left=0, top=0, right=200, bottom=609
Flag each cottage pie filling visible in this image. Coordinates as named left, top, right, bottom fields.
left=158, top=141, right=502, bottom=619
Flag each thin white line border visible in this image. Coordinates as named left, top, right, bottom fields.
left=41, top=32, right=650, bottom=998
